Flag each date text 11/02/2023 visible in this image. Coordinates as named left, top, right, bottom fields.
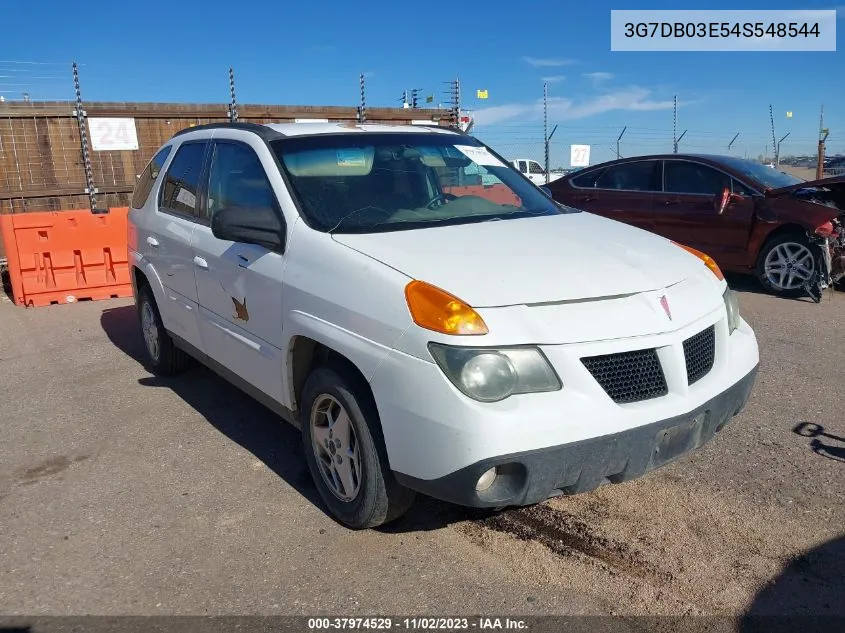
left=307, top=618, right=529, bottom=630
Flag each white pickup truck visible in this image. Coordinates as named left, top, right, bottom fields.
left=510, top=158, right=566, bottom=185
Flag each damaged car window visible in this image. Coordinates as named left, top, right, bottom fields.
left=718, top=156, right=804, bottom=190
left=271, top=133, right=577, bottom=234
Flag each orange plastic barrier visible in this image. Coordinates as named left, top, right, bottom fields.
left=0, top=207, right=132, bottom=307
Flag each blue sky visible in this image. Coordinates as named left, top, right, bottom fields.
left=3, top=0, right=843, bottom=166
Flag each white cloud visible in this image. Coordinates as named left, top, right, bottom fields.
left=522, top=56, right=578, bottom=67
left=473, top=87, right=675, bottom=125
left=541, top=75, right=566, bottom=83
left=362, top=70, right=376, bottom=78
left=584, top=72, right=614, bottom=82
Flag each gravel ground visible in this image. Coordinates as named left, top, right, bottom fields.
left=0, top=278, right=842, bottom=619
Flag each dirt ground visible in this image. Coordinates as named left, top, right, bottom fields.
left=0, top=276, right=842, bottom=619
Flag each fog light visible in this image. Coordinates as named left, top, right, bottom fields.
left=476, top=467, right=498, bottom=491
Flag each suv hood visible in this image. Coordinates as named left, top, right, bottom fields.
left=766, top=173, right=845, bottom=197
left=332, top=213, right=705, bottom=307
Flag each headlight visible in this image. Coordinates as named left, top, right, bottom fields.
left=428, top=343, right=562, bottom=403
left=723, top=288, right=740, bottom=334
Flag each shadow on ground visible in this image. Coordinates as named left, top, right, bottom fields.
left=739, top=535, right=845, bottom=632
left=99, top=303, right=473, bottom=532
left=793, top=422, right=845, bottom=463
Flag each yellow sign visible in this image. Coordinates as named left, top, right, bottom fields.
left=476, top=89, right=488, bottom=99
left=786, top=111, right=793, bottom=118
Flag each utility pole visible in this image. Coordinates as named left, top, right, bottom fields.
left=616, top=126, right=627, bottom=158
left=817, top=104, right=827, bottom=180
left=545, top=125, right=558, bottom=184
left=444, top=79, right=461, bottom=128
left=728, top=132, right=740, bottom=151
left=769, top=104, right=777, bottom=164
left=675, top=129, right=687, bottom=152
left=776, top=133, right=790, bottom=168
left=673, top=95, right=677, bottom=153
left=72, top=61, right=98, bottom=213
left=543, top=82, right=549, bottom=182
left=358, top=73, right=366, bottom=123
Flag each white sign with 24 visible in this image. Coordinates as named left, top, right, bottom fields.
left=88, top=117, right=139, bottom=151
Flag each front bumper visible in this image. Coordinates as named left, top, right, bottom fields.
left=395, top=364, right=758, bottom=508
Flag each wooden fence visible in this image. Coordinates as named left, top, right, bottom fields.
left=0, top=100, right=454, bottom=258
left=0, top=100, right=454, bottom=215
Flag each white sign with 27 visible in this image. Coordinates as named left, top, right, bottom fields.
left=570, top=144, right=591, bottom=168
left=88, top=117, right=139, bottom=151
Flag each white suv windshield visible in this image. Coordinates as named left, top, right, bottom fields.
left=271, top=133, right=573, bottom=233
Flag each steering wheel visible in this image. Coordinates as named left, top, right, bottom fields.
left=426, top=192, right=457, bottom=210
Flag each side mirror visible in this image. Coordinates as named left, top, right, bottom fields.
left=539, top=185, right=553, bottom=198
left=211, top=206, right=285, bottom=252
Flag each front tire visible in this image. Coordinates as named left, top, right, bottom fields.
left=300, top=366, right=415, bottom=529
left=136, top=284, right=190, bottom=375
left=756, top=232, right=819, bottom=297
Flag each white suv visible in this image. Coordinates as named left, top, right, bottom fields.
left=128, top=122, right=760, bottom=529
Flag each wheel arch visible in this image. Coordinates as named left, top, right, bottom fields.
left=287, top=334, right=380, bottom=420
left=753, top=222, right=812, bottom=265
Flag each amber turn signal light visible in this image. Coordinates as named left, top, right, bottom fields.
left=672, top=241, right=725, bottom=281
left=405, top=280, right=489, bottom=335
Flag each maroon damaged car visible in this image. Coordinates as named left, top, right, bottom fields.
left=547, top=154, right=845, bottom=298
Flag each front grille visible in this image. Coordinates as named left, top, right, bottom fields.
left=581, top=348, right=668, bottom=404
left=683, top=325, right=716, bottom=385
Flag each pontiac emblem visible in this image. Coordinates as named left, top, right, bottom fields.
left=659, top=295, right=672, bottom=320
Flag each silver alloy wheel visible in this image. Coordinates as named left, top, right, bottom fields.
left=140, top=301, right=161, bottom=362
left=310, top=394, right=362, bottom=502
left=764, top=242, right=815, bottom=291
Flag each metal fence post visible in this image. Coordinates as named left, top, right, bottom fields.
left=358, top=73, right=366, bottom=124
left=72, top=62, right=99, bottom=212
left=229, top=67, right=238, bottom=123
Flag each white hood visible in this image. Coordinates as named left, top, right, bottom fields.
left=332, top=212, right=705, bottom=307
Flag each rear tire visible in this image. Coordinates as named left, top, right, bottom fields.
left=136, top=284, right=190, bottom=375
left=756, top=232, right=819, bottom=297
left=300, top=366, right=415, bottom=529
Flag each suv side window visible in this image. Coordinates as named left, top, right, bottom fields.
left=159, top=141, right=208, bottom=218
left=664, top=160, right=731, bottom=195
left=595, top=161, right=660, bottom=191
left=131, top=145, right=172, bottom=209
left=206, top=141, right=280, bottom=220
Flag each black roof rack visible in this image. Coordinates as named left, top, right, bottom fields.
left=172, top=121, right=286, bottom=140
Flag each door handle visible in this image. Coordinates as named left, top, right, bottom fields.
left=146, top=236, right=160, bottom=248
left=579, top=195, right=596, bottom=203
left=193, top=256, right=209, bottom=270
left=663, top=199, right=681, bottom=206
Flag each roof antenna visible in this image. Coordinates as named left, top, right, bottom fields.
left=228, top=67, right=238, bottom=123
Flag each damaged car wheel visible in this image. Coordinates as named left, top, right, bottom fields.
left=757, top=232, right=820, bottom=297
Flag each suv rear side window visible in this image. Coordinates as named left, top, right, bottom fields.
left=131, top=146, right=172, bottom=209
left=595, top=161, right=660, bottom=191
left=159, top=142, right=208, bottom=217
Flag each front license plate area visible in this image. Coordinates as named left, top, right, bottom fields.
left=651, top=412, right=707, bottom=469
